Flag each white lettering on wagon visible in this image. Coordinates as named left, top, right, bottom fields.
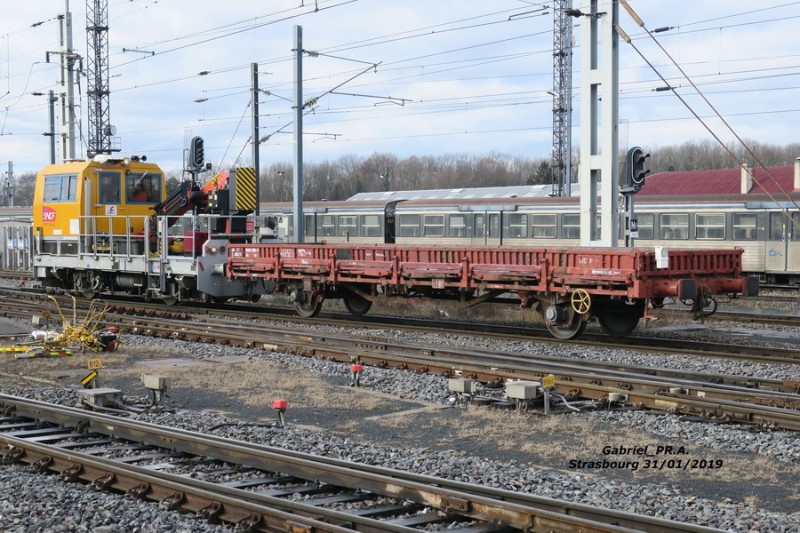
left=591, top=268, right=621, bottom=276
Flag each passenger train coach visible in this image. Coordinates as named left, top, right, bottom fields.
left=263, top=164, right=800, bottom=285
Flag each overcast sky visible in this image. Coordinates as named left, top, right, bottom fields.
left=1, top=0, right=799, bottom=175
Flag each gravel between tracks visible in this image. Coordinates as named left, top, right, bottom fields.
left=0, top=315, right=798, bottom=532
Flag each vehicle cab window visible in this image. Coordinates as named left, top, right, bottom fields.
left=126, top=173, right=161, bottom=203
left=43, top=174, right=78, bottom=202
left=99, top=172, right=120, bottom=204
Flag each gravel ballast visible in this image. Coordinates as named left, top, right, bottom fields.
left=0, top=311, right=798, bottom=532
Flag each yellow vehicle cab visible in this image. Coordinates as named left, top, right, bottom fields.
left=33, top=156, right=165, bottom=240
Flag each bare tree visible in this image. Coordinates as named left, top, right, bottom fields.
left=12, top=172, right=36, bottom=206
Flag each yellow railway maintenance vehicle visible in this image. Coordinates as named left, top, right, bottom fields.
left=32, top=149, right=277, bottom=304
left=33, top=155, right=164, bottom=241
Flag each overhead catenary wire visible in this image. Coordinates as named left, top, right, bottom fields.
left=131, top=3, right=800, bottom=160
left=618, top=0, right=800, bottom=232
left=113, top=0, right=361, bottom=69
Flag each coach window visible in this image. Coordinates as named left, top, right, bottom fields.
left=318, top=215, right=336, bottom=237
left=474, top=214, right=486, bottom=238
left=695, top=213, right=725, bottom=239
left=660, top=213, right=689, bottom=239
left=43, top=174, right=78, bottom=202
left=337, top=215, right=358, bottom=238
left=768, top=212, right=785, bottom=241
left=423, top=215, right=445, bottom=237
left=398, top=214, right=421, bottom=237
left=99, top=172, right=120, bottom=204
left=304, top=215, right=315, bottom=238
left=793, top=212, right=800, bottom=240
left=448, top=214, right=470, bottom=237
left=530, top=214, right=556, bottom=238
left=732, top=213, right=757, bottom=240
left=506, top=214, right=528, bottom=238
left=562, top=213, right=580, bottom=239
left=488, top=214, right=501, bottom=238
left=360, top=215, right=382, bottom=237
left=635, top=213, right=654, bottom=240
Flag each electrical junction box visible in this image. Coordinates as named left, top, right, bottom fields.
left=77, top=388, right=122, bottom=409
left=505, top=381, right=541, bottom=400
left=448, top=378, right=478, bottom=394
left=141, top=374, right=170, bottom=391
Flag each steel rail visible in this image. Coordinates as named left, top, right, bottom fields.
left=1, top=288, right=799, bottom=363
left=0, top=394, right=723, bottom=533
left=114, top=313, right=800, bottom=400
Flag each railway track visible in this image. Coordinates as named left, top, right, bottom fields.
left=0, top=394, right=722, bottom=533
left=2, top=286, right=799, bottom=362
left=0, top=291, right=798, bottom=430
left=3, top=280, right=800, bottom=332
left=122, top=314, right=800, bottom=430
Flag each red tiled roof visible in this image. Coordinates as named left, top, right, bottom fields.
left=639, top=166, right=796, bottom=196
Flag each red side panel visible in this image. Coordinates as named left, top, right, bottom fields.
left=226, top=244, right=748, bottom=300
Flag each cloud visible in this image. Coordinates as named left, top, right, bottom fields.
left=1, top=0, right=798, bottom=175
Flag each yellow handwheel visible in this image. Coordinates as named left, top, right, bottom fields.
left=571, top=289, right=591, bottom=315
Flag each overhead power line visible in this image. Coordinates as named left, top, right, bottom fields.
left=618, top=0, right=800, bottom=229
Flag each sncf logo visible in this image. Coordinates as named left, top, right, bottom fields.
left=42, top=206, right=56, bottom=222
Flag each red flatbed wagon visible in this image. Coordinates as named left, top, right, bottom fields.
left=226, top=243, right=758, bottom=339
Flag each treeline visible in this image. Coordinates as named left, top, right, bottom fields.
left=9, top=140, right=800, bottom=205
left=258, top=139, right=800, bottom=202
left=259, top=152, right=550, bottom=202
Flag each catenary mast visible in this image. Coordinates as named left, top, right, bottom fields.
left=86, top=0, right=118, bottom=157
left=551, top=0, right=574, bottom=197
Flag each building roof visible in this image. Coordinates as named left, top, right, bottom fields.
left=640, top=165, right=797, bottom=196
left=346, top=164, right=799, bottom=201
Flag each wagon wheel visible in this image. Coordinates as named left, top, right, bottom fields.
left=294, top=293, right=323, bottom=318
left=541, top=304, right=587, bottom=340
left=570, top=289, right=591, bottom=315
left=545, top=313, right=587, bottom=340
left=74, top=275, right=98, bottom=300
left=343, top=293, right=372, bottom=316
left=78, top=288, right=98, bottom=300
left=596, top=302, right=644, bottom=337
left=162, top=296, right=179, bottom=306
